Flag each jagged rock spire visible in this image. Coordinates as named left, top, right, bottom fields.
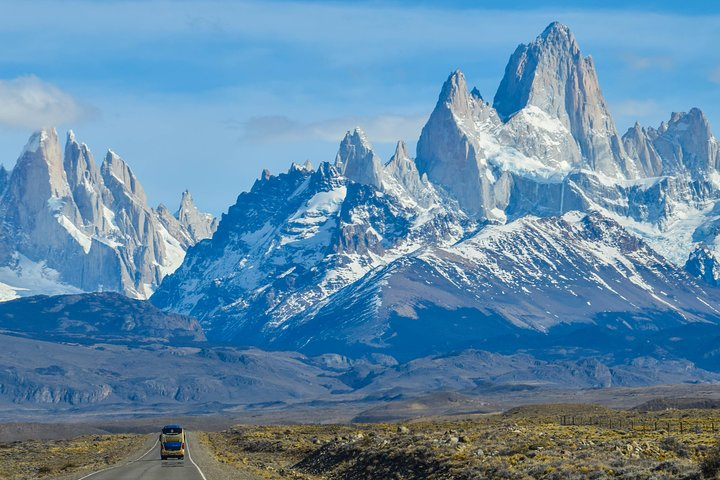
left=0, top=128, right=218, bottom=300
left=493, top=21, right=636, bottom=178
left=5, top=129, right=74, bottom=217
left=654, top=108, right=719, bottom=175
left=175, top=190, right=218, bottom=243
left=622, top=122, right=663, bottom=177
left=437, top=70, right=473, bottom=117
left=64, top=130, right=105, bottom=228
left=385, top=140, right=432, bottom=205
left=416, top=70, right=500, bottom=218
left=624, top=108, right=720, bottom=178
left=392, top=140, right=409, bottom=161
left=385, top=140, right=414, bottom=180
left=101, top=149, right=147, bottom=206
left=335, top=127, right=383, bottom=189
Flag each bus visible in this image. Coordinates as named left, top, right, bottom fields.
left=159, top=425, right=185, bottom=460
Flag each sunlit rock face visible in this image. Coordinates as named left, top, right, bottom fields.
left=0, top=129, right=217, bottom=301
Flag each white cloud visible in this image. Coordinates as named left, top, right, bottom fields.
left=240, top=113, right=428, bottom=145
left=710, top=66, right=720, bottom=84
left=0, top=76, right=96, bottom=129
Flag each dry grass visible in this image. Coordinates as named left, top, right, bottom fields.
left=204, top=404, right=720, bottom=479
left=0, top=433, right=144, bottom=480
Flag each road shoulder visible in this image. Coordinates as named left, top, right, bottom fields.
left=51, top=434, right=155, bottom=480
left=187, top=431, right=263, bottom=480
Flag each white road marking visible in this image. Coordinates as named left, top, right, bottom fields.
left=186, top=433, right=209, bottom=480
left=76, top=437, right=159, bottom=480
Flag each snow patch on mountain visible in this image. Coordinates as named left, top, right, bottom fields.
left=0, top=253, right=83, bottom=301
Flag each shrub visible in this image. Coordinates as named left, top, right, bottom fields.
left=700, top=443, right=720, bottom=479
left=661, top=436, right=690, bottom=458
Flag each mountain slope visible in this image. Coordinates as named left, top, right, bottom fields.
left=254, top=211, right=720, bottom=359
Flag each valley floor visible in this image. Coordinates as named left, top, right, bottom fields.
left=7, top=402, right=720, bottom=479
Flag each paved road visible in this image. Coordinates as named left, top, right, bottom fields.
left=76, top=432, right=208, bottom=480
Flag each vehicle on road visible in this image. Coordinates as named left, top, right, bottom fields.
left=159, top=425, right=185, bottom=460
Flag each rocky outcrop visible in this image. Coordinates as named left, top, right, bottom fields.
left=0, top=129, right=217, bottom=300
left=416, top=70, right=500, bottom=218
left=685, top=244, right=720, bottom=287
left=623, top=109, right=720, bottom=178
left=383, top=141, right=434, bottom=208
left=0, top=165, right=9, bottom=198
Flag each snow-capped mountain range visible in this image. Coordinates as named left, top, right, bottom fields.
left=0, top=128, right=217, bottom=301
left=152, top=22, right=720, bottom=360
left=3, top=21, right=720, bottom=366
left=146, top=23, right=720, bottom=358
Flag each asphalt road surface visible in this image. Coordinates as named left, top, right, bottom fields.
left=76, top=432, right=208, bottom=480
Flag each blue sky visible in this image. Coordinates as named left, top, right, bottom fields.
left=0, top=1, right=719, bottom=214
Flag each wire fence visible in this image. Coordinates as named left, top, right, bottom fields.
left=558, top=415, right=720, bottom=434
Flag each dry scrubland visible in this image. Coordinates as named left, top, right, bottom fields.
left=204, top=404, right=720, bottom=480
left=5, top=403, right=720, bottom=479
left=0, top=434, right=143, bottom=480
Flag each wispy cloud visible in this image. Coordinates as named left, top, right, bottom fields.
left=710, top=66, right=720, bottom=84
left=0, top=76, right=96, bottom=129
left=622, top=54, right=673, bottom=71
left=239, top=113, right=428, bottom=145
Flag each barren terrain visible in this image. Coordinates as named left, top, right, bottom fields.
left=204, top=405, right=720, bottom=479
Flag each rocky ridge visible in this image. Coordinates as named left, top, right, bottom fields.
left=0, top=129, right=217, bottom=300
